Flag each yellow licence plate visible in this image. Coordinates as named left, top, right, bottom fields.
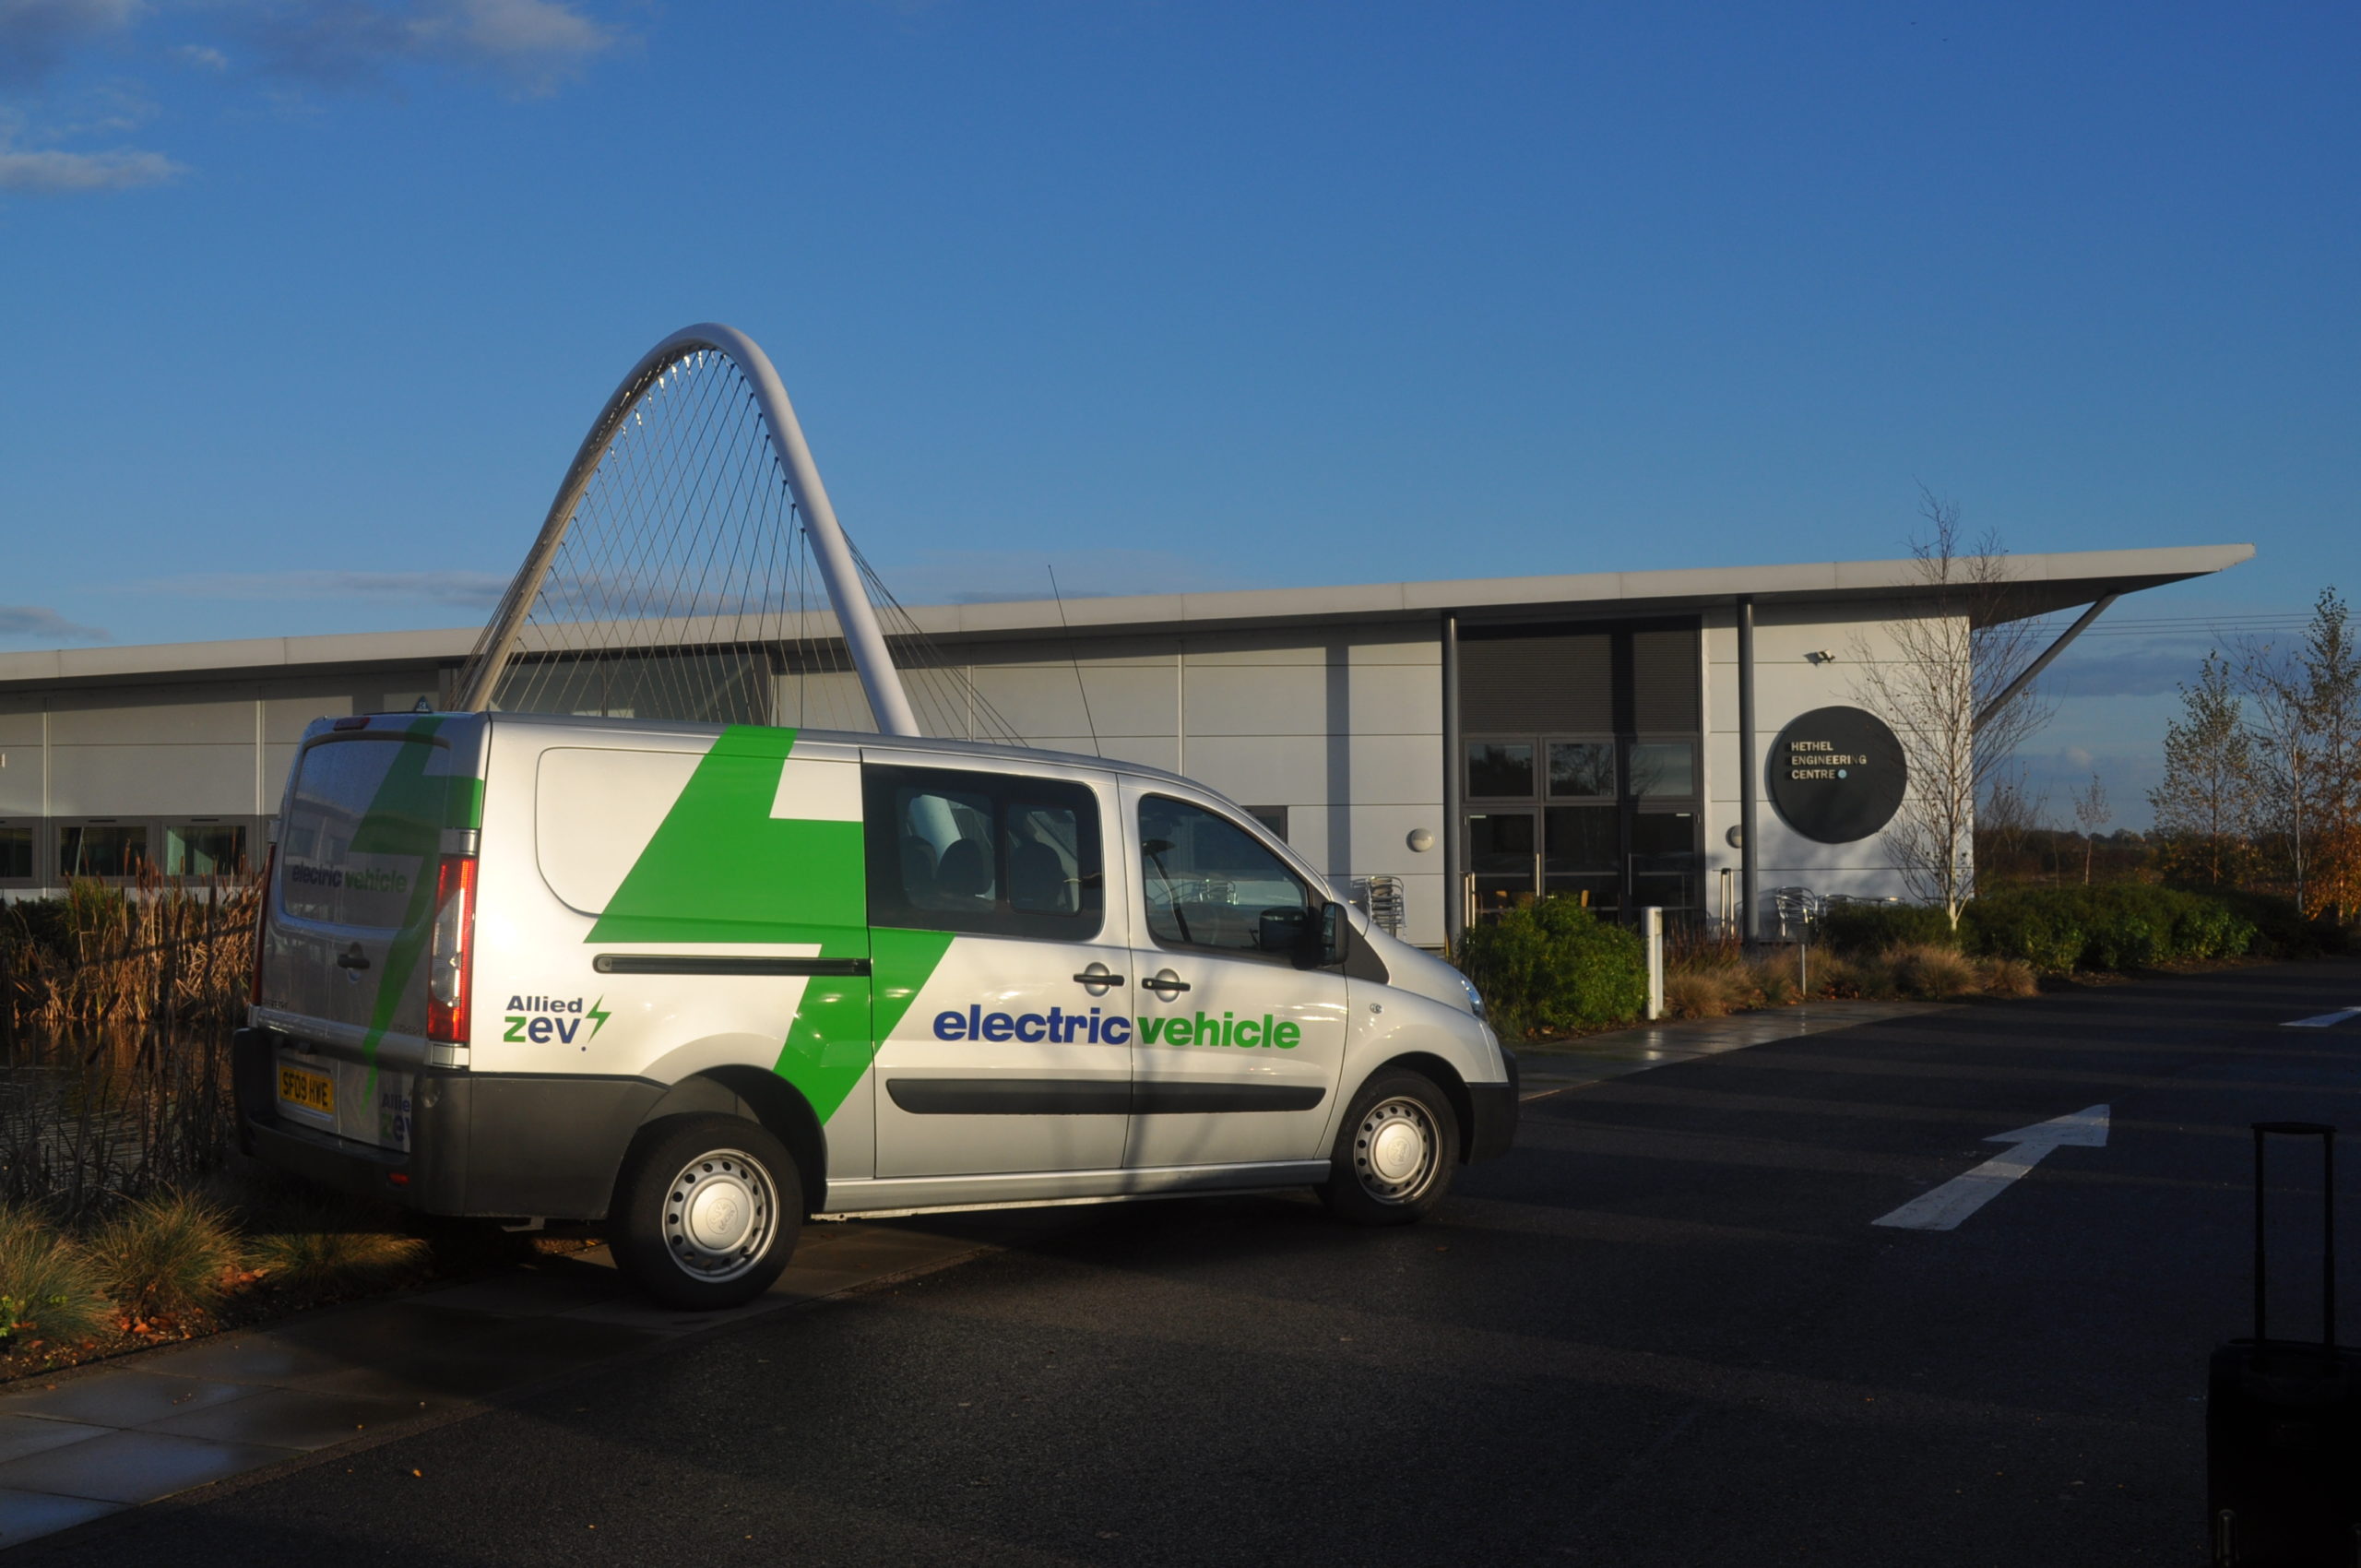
left=278, top=1064, right=335, bottom=1115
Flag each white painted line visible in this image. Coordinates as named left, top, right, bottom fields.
left=1871, top=1104, right=2109, bottom=1232
left=2283, top=1007, right=2361, bottom=1028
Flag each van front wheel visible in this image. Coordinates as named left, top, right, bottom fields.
left=1317, top=1070, right=1458, bottom=1226
left=611, top=1115, right=801, bottom=1309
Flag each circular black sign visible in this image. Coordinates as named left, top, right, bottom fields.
left=1768, top=707, right=1907, bottom=844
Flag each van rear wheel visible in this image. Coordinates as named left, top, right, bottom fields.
left=1317, top=1070, right=1458, bottom=1226
left=611, top=1114, right=800, bottom=1309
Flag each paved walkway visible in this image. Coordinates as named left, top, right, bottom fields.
left=0, top=1216, right=1003, bottom=1550
left=1515, top=1000, right=1948, bottom=1099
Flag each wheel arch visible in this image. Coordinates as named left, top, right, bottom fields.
left=1370, top=1051, right=1475, bottom=1163
left=634, top=1067, right=828, bottom=1214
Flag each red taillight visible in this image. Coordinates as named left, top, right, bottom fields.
left=425, top=855, right=477, bottom=1044
left=249, top=843, right=278, bottom=1008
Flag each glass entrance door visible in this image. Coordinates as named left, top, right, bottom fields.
left=1465, top=810, right=1539, bottom=923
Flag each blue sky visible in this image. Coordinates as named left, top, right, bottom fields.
left=1, top=1, right=2355, bottom=825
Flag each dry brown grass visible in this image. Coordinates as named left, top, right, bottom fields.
left=1, top=873, right=257, bottom=1033
left=1975, top=956, right=2041, bottom=998
left=1885, top=943, right=1982, bottom=999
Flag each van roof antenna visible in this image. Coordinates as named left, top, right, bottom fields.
left=1048, top=564, right=1101, bottom=758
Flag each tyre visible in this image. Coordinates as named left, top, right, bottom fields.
left=611, top=1114, right=801, bottom=1309
left=1317, top=1069, right=1459, bottom=1226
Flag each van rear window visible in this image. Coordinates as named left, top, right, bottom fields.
left=279, top=732, right=472, bottom=928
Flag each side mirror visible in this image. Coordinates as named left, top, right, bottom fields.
left=1299, top=901, right=1347, bottom=970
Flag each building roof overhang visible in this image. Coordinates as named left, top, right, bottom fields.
left=0, top=542, right=2253, bottom=692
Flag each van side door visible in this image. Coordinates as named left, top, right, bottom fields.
left=864, top=758, right=1134, bottom=1180
left=1121, top=783, right=1349, bottom=1170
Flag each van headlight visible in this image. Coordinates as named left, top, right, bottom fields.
left=1456, top=973, right=1486, bottom=1020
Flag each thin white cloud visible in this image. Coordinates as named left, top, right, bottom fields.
left=147, top=569, right=510, bottom=605
left=0, top=603, right=111, bottom=643
left=171, top=42, right=226, bottom=69
left=0, top=141, right=175, bottom=188
left=0, top=0, right=137, bottom=89
left=241, top=0, right=615, bottom=95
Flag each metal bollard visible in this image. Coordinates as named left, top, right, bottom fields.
left=1643, top=906, right=1664, bottom=1021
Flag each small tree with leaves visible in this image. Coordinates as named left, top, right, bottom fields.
left=2149, top=651, right=2254, bottom=887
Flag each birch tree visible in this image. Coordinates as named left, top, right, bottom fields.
left=2148, top=651, right=2253, bottom=886
left=1850, top=489, right=2053, bottom=927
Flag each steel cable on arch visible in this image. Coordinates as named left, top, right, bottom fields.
left=453, top=325, right=1026, bottom=746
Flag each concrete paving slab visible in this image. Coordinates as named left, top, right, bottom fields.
left=142, top=1389, right=418, bottom=1453
left=0, top=1431, right=300, bottom=1506
left=136, top=1334, right=361, bottom=1388
left=0, top=1373, right=252, bottom=1431
left=0, top=1210, right=1038, bottom=1547
left=0, top=1420, right=113, bottom=1467
left=0, top=1491, right=122, bottom=1545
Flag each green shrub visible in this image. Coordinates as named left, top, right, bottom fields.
left=1453, top=897, right=1646, bottom=1041
left=87, top=1193, right=240, bottom=1318
left=1819, top=901, right=1957, bottom=955
left=0, top=1206, right=112, bottom=1346
left=2201, top=889, right=2350, bottom=959
left=1963, top=885, right=2259, bottom=973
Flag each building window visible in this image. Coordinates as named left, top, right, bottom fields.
left=166, top=823, right=249, bottom=877
left=0, top=823, right=31, bottom=882
left=1629, top=739, right=1696, bottom=799
left=1243, top=805, right=1290, bottom=842
left=1547, top=740, right=1616, bottom=800
left=60, top=823, right=148, bottom=879
left=1465, top=742, right=1536, bottom=800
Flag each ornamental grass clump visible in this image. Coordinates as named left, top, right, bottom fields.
left=87, top=1192, right=240, bottom=1320
left=1453, top=897, right=1646, bottom=1041
left=0, top=1205, right=111, bottom=1347
left=1884, top=943, right=1981, bottom=1000
left=247, top=1229, right=430, bottom=1293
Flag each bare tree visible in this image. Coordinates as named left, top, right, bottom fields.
left=2148, top=650, right=2253, bottom=886
left=1849, top=488, right=2055, bottom=927
left=1977, top=763, right=2047, bottom=885
left=2070, top=773, right=2108, bottom=885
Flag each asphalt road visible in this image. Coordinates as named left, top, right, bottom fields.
left=30, top=958, right=2361, bottom=1567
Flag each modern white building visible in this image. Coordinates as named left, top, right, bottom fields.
left=0, top=543, right=2250, bottom=946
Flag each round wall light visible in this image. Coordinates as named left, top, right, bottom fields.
left=1406, top=827, right=1436, bottom=852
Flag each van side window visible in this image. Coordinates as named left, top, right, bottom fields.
left=1139, top=794, right=1314, bottom=959
left=864, top=766, right=1104, bottom=941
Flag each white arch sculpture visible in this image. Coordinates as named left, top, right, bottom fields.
left=456, top=322, right=921, bottom=737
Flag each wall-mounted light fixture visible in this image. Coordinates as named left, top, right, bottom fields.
left=1804, top=649, right=1838, bottom=665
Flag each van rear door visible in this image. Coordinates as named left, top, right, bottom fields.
left=256, top=715, right=484, bottom=1148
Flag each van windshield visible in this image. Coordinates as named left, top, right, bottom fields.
left=279, top=730, right=476, bottom=930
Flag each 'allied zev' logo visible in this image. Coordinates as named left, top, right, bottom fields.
left=504, top=994, right=611, bottom=1047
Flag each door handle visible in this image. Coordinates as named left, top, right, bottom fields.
left=1072, top=964, right=1126, bottom=992
left=1141, top=969, right=1191, bottom=999
left=336, top=944, right=371, bottom=971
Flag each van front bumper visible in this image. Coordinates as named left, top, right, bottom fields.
left=1465, top=1051, right=1518, bottom=1162
left=233, top=1027, right=661, bottom=1220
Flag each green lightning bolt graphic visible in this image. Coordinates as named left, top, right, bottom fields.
left=587, top=996, right=611, bottom=1039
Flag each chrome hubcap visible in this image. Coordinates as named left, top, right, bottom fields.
left=663, top=1149, right=777, bottom=1282
left=1352, top=1097, right=1439, bottom=1204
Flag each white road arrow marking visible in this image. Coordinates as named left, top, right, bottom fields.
left=1871, top=1105, right=2110, bottom=1232
left=2284, top=1007, right=2361, bottom=1028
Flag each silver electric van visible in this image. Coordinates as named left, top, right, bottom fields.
left=235, top=712, right=1516, bottom=1307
